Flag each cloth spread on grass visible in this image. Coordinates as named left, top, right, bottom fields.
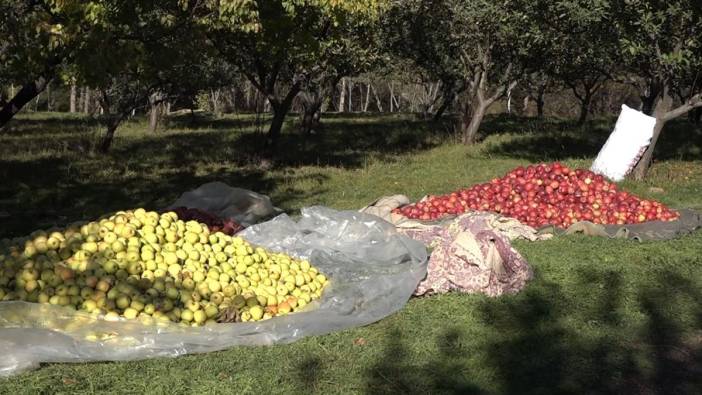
left=536, top=208, right=702, bottom=241
left=360, top=195, right=548, bottom=296
left=398, top=213, right=535, bottom=296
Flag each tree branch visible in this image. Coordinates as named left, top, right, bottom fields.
left=486, top=79, right=518, bottom=106
left=663, top=93, right=702, bottom=121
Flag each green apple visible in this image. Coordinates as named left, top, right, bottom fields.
left=123, top=307, right=139, bottom=320
left=249, top=305, right=264, bottom=321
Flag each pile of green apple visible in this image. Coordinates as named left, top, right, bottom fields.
left=0, top=208, right=328, bottom=326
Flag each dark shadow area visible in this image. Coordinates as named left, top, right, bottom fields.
left=341, top=267, right=702, bottom=394
left=165, top=112, right=269, bottom=131
left=363, top=328, right=482, bottom=394
left=296, top=355, right=324, bottom=391
left=484, top=115, right=702, bottom=162
left=104, top=113, right=455, bottom=170
left=2, top=115, right=101, bottom=136
left=479, top=114, right=585, bottom=137
left=230, top=116, right=455, bottom=169
left=0, top=155, right=328, bottom=238
left=480, top=267, right=701, bottom=394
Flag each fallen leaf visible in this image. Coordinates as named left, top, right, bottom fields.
left=62, top=378, right=78, bottom=385
left=648, top=187, right=664, bottom=193
left=217, top=372, right=230, bottom=380
left=353, top=337, right=367, bottom=346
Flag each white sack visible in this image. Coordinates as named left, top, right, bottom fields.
left=590, top=104, right=657, bottom=181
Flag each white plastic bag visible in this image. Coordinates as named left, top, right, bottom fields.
left=167, top=182, right=283, bottom=226
left=590, top=104, right=657, bottom=181
left=0, top=207, right=427, bottom=377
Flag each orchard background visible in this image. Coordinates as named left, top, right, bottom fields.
left=1, top=1, right=702, bottom=393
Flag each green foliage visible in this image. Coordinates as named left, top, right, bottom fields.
left=615, top=0, right=702, bottom=91
left=0, top=0, right=88, bottom=83
left=516, top=1, right=616, bottom=81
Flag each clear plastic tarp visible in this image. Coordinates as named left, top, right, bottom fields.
left=0, top=207, right=427, bottom=377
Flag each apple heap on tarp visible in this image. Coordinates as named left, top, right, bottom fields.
left=0, top=208, right=328, bottom=327
left=394, top=163, right=679, bottom=228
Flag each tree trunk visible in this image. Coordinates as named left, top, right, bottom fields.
left=363, top=83, right=371, bottom=112
left=631, top=90, right=673, bottom=180
left=210, top=89, right=221, bottom=116
left=523, top=95, right=530, bottom=115
left=536, top=96, right=545, bottom=119
left=149, top=104, right=160, bottom=132
left=460, top=102, right=487, bottom=144
left=396, top=86, right=401, bottom=110
left=338, top=78, right=346, bottom=113
left=0, top=76, right=51, bottom=129
left=433, top=92, right=454, bottom=121
left=299, top=94, right=323, bottom=135
left=577, top=94, right=592, bottom=125
left=506, top=88, right=512, bottom=114
left=267, top=105, right=287, bottom=150
left=372, top=85, right=383, bottom=112
left=46, top=83, right=51, bottom=112
left=639, top=84, right=660, bottom=116
left=536, top=86, right=545, bottom=119
left=99, top=118, right=122, bottom=153
left=265, top=85, right=301, bottom=151
left=631, top=88, right=702, bottom=179
left=70, top=84, right=77, bottom=113
left=83, top=87, right=90, bottom=114
left=347, top=80, right=353, bottom=112
left=389, top=83, right=395, bottom=113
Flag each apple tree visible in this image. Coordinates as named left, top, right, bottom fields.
left=297, top=17, right=379, bottom=136
left=0, top=0, right=91, bottom=128
left=613, top=0, right=702, bottom=179
left=384, top=0, right=525, bottom=144
left=71, top=1, right=222, bottom=152
left=518, top=0, right=618, bottom=124
left=202, top=0, right=384, bottom=151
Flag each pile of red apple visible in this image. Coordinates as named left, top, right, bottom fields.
left=168, top=207, right=245, bottom=235
left=393, top=163, right=679, bottom=228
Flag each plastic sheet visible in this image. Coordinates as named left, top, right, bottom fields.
left=166, top=182, right=283, bottom=227
left=0, top=207, right=427, bottom=377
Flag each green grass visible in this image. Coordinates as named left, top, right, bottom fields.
left=1, top=112, right=702, bottom=394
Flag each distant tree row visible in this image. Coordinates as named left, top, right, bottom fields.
left=1, top=0, right=701, bottom=178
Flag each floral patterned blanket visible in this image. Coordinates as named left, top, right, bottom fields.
left=360, top=195, right=550, bottom=296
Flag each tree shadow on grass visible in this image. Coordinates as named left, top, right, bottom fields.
left=479, top=268, right=702, bottom=394
left=364, top=328, right=482, bottom=395
left=165, top=112, right=269, bottom=131
left=2, top=114, right=100, bottom=137
left=347, top=266, right=701, bottom=394
left=483, top=116, right=702, bottom=163
left=0, top=157, right=329, bottom=238
left=230, top=115, right=455, bottom=169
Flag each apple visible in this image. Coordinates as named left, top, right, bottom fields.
left=394, top=163, right=679, bottom=227
left=0, top=208, right=329, bottom=327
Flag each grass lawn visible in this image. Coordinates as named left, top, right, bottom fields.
left=1, top=112, right=701, bottom=394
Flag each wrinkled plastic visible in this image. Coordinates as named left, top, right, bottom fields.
left=0, top=207, right=427, bottom=377
left=166, top=182, right=283, bottom=227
